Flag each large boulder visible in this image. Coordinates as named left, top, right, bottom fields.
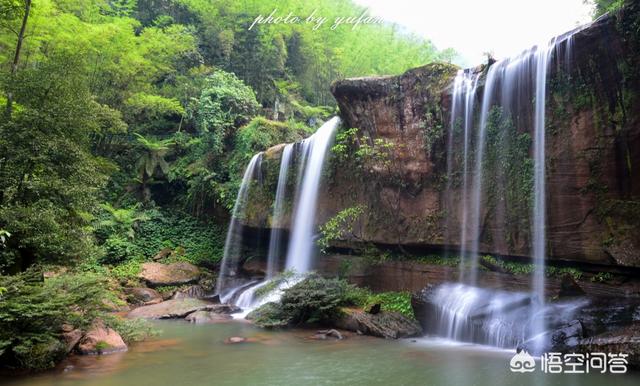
left=126, top=287, right=163, bottom=305
left=334, top=308, right=422, bottom=339
left=76, top=320, right=127, bottom=355
left=138, top=262, right=201, bottom=287
left=127, top=298, right=212, bottom=319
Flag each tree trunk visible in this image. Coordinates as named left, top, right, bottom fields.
left=5, top=0, right=32, bottom=119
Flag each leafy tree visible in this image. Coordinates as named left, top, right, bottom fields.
left=132, top=134, right=175, bottom=201
left=589, top=0, right=624, bottom=17
left=99, top=203, right=149, bottom=240
left=318, top=205, right=366, bottom=251
left=194, top=70, right=260, bottom=138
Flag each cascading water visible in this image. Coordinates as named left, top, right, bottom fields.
left=216, top=153, right=263, bottom=297
left=285, top=116, right=341, bottom=273
left=266, top=144, right=293, bottom=278
left=447, top=70, right=480, bottom=282
left=422, top=283, right=588, bottom=349
left=531, top=36, right=558, bottom=347
left=437, top=30, right=585, bottom=349
left=217, top=117, right=340, bottom=314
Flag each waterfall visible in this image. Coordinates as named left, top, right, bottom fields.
left=285, top=116, right=341, bottom=273
left=434, top=29, right=586, bottom=348
left=266, top=144, right=294, bottom=278
left=422, top=283, right=587, bottom=349
left=216, top=153, right=263, bottom=296
left=531, top=37, right=558, bottom=346
left=216, top=117, right=340, bottom=313
left=448, top=70, right=480, bottom=282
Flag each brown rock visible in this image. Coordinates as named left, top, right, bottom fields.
left=185, top=310, right=232, bottom=324
left=61, top=324, right=82, bottom=354
left=153, top=248, right=173, bottom=261
left=126, top=287, right=163, bottom=305
left=172, top=285, right=207, bottom=300
left=558, top=274, right=586, bottom=298
left=225, top=336, right=247, bottom=344
left=237, top=8, right=640, bottom=269
left=76, top=320, right=127, bottom=355
left=578, top=323, right=640, bottom=368
left=138, top=262, right=201, bottom=287
left=314, top=329, right=343, bottom=340
left=127, top=298, right=212, bottom=319
left=334, top=309, right=422, bottom=339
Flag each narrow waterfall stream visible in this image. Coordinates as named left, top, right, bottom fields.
left=217, top=117, right=340, bottom=314
left=216, top=153, right=263, bottom=298
left=284, top=116, right=340, bottom=273
left=266, top=144, right=293, bottom=278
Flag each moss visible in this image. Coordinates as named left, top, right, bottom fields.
left=94, top=341, right=111, bottom=352
left=480, top=255, right=583, bottom=280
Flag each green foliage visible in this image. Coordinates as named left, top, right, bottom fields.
left=480, top=255, right=583, bottom=280
left=318, top=205, right=366, bottom=251
left=0, top=0, right=457, bottom=370
left=590, top=0, right=624, bottom=17
left=250, top=275, right=417, bottom=327
left=591, top=272, right=613, bottom=282
left=482, top=107, right=533, bottom=248
left=0, top=269, right=114, bottom=370
left=366, top=292, right=414, bottom=318
left=330, top=126, right=402, bottom=191
left=109, top=258, right=143, bottom=282
left=246, top=302, right=291, bottom=328
left=254, top=269, right=296, bottom=299
left=124, top=208, right=225, bottom=266
left=0, top=229, right=10, bottom=248
left=194, top=70, right=260, bottom=137
left=412, top=254, right=460, bottom=267
left=124, top=93, right=185, bottom=133
left=99, top=203, right=149, bottom=240
left=102, top=315, right=157, bottom=344
left=279, top=275, right=352, bottom=325
left=250, top=275, right=358, bottom=327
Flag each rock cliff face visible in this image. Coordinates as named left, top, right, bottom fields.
left=243, top=6, right=640, bottom=269
left=329, top=7, right=640, bottom=268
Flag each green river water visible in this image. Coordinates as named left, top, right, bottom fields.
left=2, top=320, right=638, bottom=386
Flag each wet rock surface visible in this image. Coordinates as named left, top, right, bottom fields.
left=518, top=320, right=584, bottom=355
left=577, top=323, right=640, bottom=368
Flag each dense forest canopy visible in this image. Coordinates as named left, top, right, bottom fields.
left=0, top=0, right=453, bottom=273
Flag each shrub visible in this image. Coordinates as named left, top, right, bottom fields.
left=0, top=270, right=114, bottom=370
left=103, top=315, right=157, bottom=344
left=246, top=302, right=291, bottom=328
left=278, top=275, right=352, bottom=325
left=102, top=234, right=137, bottom=264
